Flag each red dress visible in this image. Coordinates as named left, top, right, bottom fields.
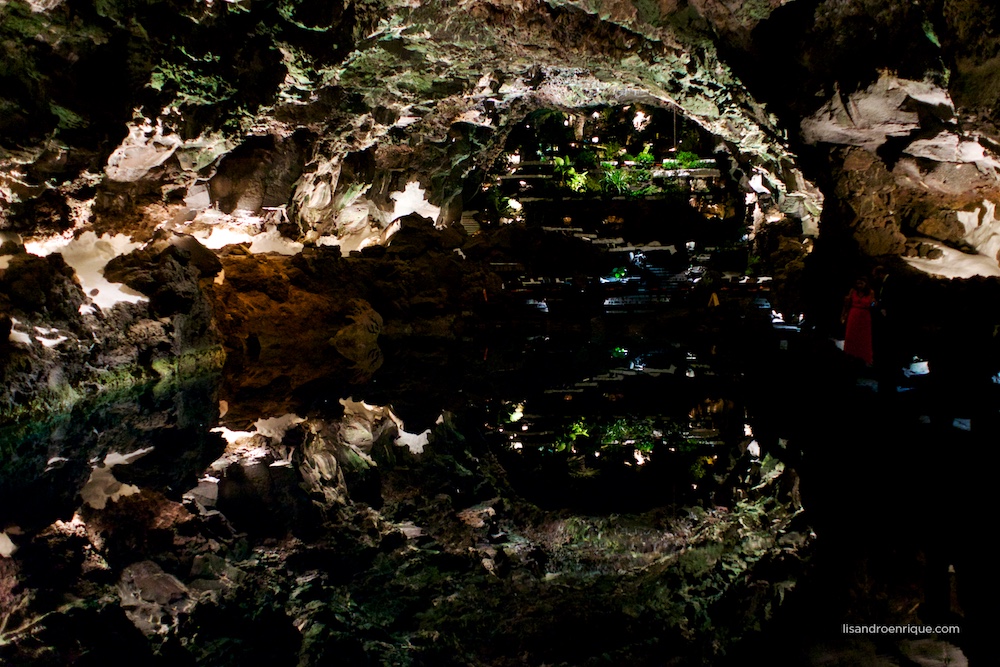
left=844, top=289, right=875, bottom=365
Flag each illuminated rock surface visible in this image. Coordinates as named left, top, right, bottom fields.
left=1, top=0, right=997, bottom=664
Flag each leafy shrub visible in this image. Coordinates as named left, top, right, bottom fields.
left=602, top=167, right=631, bottom=194
left=662, top=151, right=708, bottom=169
left=635, top=144, right=656, bottom=164
left=575, top=149, right=598, bottom=168
left=676, top=150, right=700, bottom=167
left=553, top=156, right=589, bottom=193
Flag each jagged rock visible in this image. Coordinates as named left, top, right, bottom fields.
left=118, top=560, right=195, bottom=636
left=915, top=211, right=967, bottom=245
left=801, top=74, right=933, bottom=150
left=5, top=1, right=1000, bottom=665
left=329, top=299, right=383, bottom=377
left=105, top=118, right=183, bottom=183
left=0, top=253, right=86, bottom=321
left=168, top=234, right=223, bottom=277
left=208, top=134, right=309, bottom=214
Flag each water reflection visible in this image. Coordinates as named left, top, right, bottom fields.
left=0, top=374, right=223, bottom=532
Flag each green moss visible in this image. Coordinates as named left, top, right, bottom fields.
left=739, top=0, right=776, bottom=22
left=49, top=104, right=87, bottom=130
left=149, top=59, right=236, bottom=107
left=922, top=18, right=941, bottom=48
left=633, top=0, right=664, bottom=27
left=0, top=345, right=224, bottom=427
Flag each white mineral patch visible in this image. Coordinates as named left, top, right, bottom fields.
left=390, top=181, right=440, bottom=225
left=0, top=532, right=16, bottom=558
left=8, top=317, right=32, bottom=345
left=38, top=335, right=68, bottom=348
left=210, top=426, right=256, bottom=445
left=105, top=117, right=182, bottom=182
left=249, top=227, right=303, bottom=255
left=747, top=173, right=770, bottom=195
left=956, top=200, right=1000, bottom=264
left=395, top=428, right=431, bottom=455
left=0, top=255, right=12, bottom=270
left=800, top=74, right=925, bottom=149
left=339, top=397, right=432, bottom=455
left=81, top=466, right=140, bottom=510
left=45, top=456, right=69, bottom=473
left=80, top=445, right=153, bottom=511
left=904, top=241, right=1000, bottom=279
left=25, top=231, right=147, bottom=310
left=904, top=132, right=1000, bottom=171
left=340, top=397, right=385, bottom=421
left=315, top=235, right=343, bottom=249
left=192, top=225, right=254, bottom=249
left=253, top=413, right=305, bottom=442
left=192, top=221, right=303, bottom=255
left=104, top=446, right=154, bottom=467
left=394, top=115, right=420, bottom=128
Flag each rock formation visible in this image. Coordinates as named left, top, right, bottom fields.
left=2, top=0, right=998, bottom=664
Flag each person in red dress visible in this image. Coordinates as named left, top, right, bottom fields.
left=841, top=276, right=876, bottom=365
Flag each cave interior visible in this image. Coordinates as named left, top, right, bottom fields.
left=1, top=0, right=999, bottom=665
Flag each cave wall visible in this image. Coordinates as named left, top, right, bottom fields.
left=4, top=1, right=1000, bottom=664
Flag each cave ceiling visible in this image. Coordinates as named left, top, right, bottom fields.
left=2, top=0, right=1000, bottom=274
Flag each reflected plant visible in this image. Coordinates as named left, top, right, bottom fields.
left=601, top=417, right=657, bottom=452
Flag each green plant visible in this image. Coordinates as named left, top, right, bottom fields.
left=601, top=417, right=657, bottom=452
left=566, top=170, right=589, bottom=193
left=602, top=140, right=624, bottom=160
left=553, top=156, right=589, bottom=193
left=576, top=149, right=598, bottom=168
left=635, top=144, right=656, bottom=164
left=662, top=151, right=706, bottom=169
left=631, top=165, right=652, bottom=184
left=631, top=185, right=660, bottom=197
left=555, top=419, right=591, bottom=452
left=676, top=151, right=700, bottom=167
left=602, top=167, right=631, bottom=194
left=483, top=188, right=514, bottom=220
